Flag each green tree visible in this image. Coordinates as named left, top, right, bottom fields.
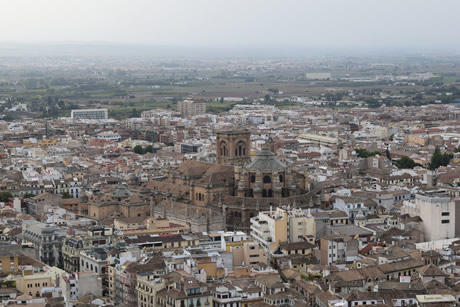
left=0, top=192, right=12, bottom=202
left=355, top=148, right=380, bottom=158
left=389, top=134, right=394, bottom=141
left=23, top=193, right=35, bottom=199
left=145, top=145, right=154, bottom=153
left=134, top=145, right=144, bottom=154
left=429, top=146, right=453, bottom=170
left=62, top=192, right=73, bottom=199
left=396, top=156, right=416, bottom=169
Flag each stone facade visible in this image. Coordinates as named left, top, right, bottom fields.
left=216, top=130, right=251, bottom=165
left=87, top=185, right=151, bottom=220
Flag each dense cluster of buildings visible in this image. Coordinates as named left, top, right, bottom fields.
left=2, top=101, right=460, bottom=306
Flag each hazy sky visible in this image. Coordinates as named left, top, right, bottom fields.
left=1, top=0, right=459, bottom=50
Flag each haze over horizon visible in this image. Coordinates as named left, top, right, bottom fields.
left=1, top=0, right=459, bottom=56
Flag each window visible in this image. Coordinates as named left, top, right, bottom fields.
left=263, top=176, right=271, bottom=184
left=250, top=175, right=256, bottom=183
left=442, top=212, right=450, bottom=216
left=442, top=220, right=450, bottom=224
left=279, top=175, right=284, bottom=182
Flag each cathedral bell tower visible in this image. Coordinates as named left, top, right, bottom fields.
left=216, top=129, right=251, bottom=165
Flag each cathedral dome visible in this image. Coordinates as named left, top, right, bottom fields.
left=246, top=147, right=287, bottom=171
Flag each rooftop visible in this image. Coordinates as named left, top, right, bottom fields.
left=246, top=147, right=286, bottom=171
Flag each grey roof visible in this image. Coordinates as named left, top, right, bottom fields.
left=246, top=147, right=286, bottom=171
left=0, top=244, right=21, bottom=257
left=112, top=184, right=131, bottom=198
left=330, top=224, right=373, bottom=237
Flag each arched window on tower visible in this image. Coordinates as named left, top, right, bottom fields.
left=263, top=175, right=271, bottom=184
left=250, top=175, right=256, bottom=183
left=220, top=141, right=228, bottom=156
left=279, top=174, right=284, bottom=182
left=236, top=140, right=246, bottom=157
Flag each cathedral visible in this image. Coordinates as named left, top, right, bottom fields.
left=151, top=129, right=319, bottom=231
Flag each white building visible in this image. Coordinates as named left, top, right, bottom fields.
left=96, top=131, right=121, bottom=142
left=80, top=247, right=108, bottom=276
left=177, top=100, right=206, bottom=117
left=250, top=207, right=316, bottom=251
left=416, top=193, right=456, bottom=241
left=306, top=72, right=331, bottom=80
left=71, top=109, right=108, bottom=120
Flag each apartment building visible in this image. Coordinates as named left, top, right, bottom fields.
left=120, top=257, right=166, bottom=307
left=156, top=273, right=211, bottom=307
left=22, top=221, right=66, bottom=267
left=79, top=247, right=107, bottom=276
left=0, top=244, right=21, bottom=276
left=320, top=234, right=359, bottom=265
left=177, top=100, right=206, bottom=117
left=62, top=226, right=113, bottom=273
left=416, top=192, right=456, bottom=241
left=232, top=241, right=267, bottom=268
left=250, top=207, right=316, bottom=251
left=136, top=273, right=166, bottom=307
left=16, top=271, right=52, bottom=298
left=211, top=286, right=242, bottom=307
left=71, top=109, right=108, bottom=120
